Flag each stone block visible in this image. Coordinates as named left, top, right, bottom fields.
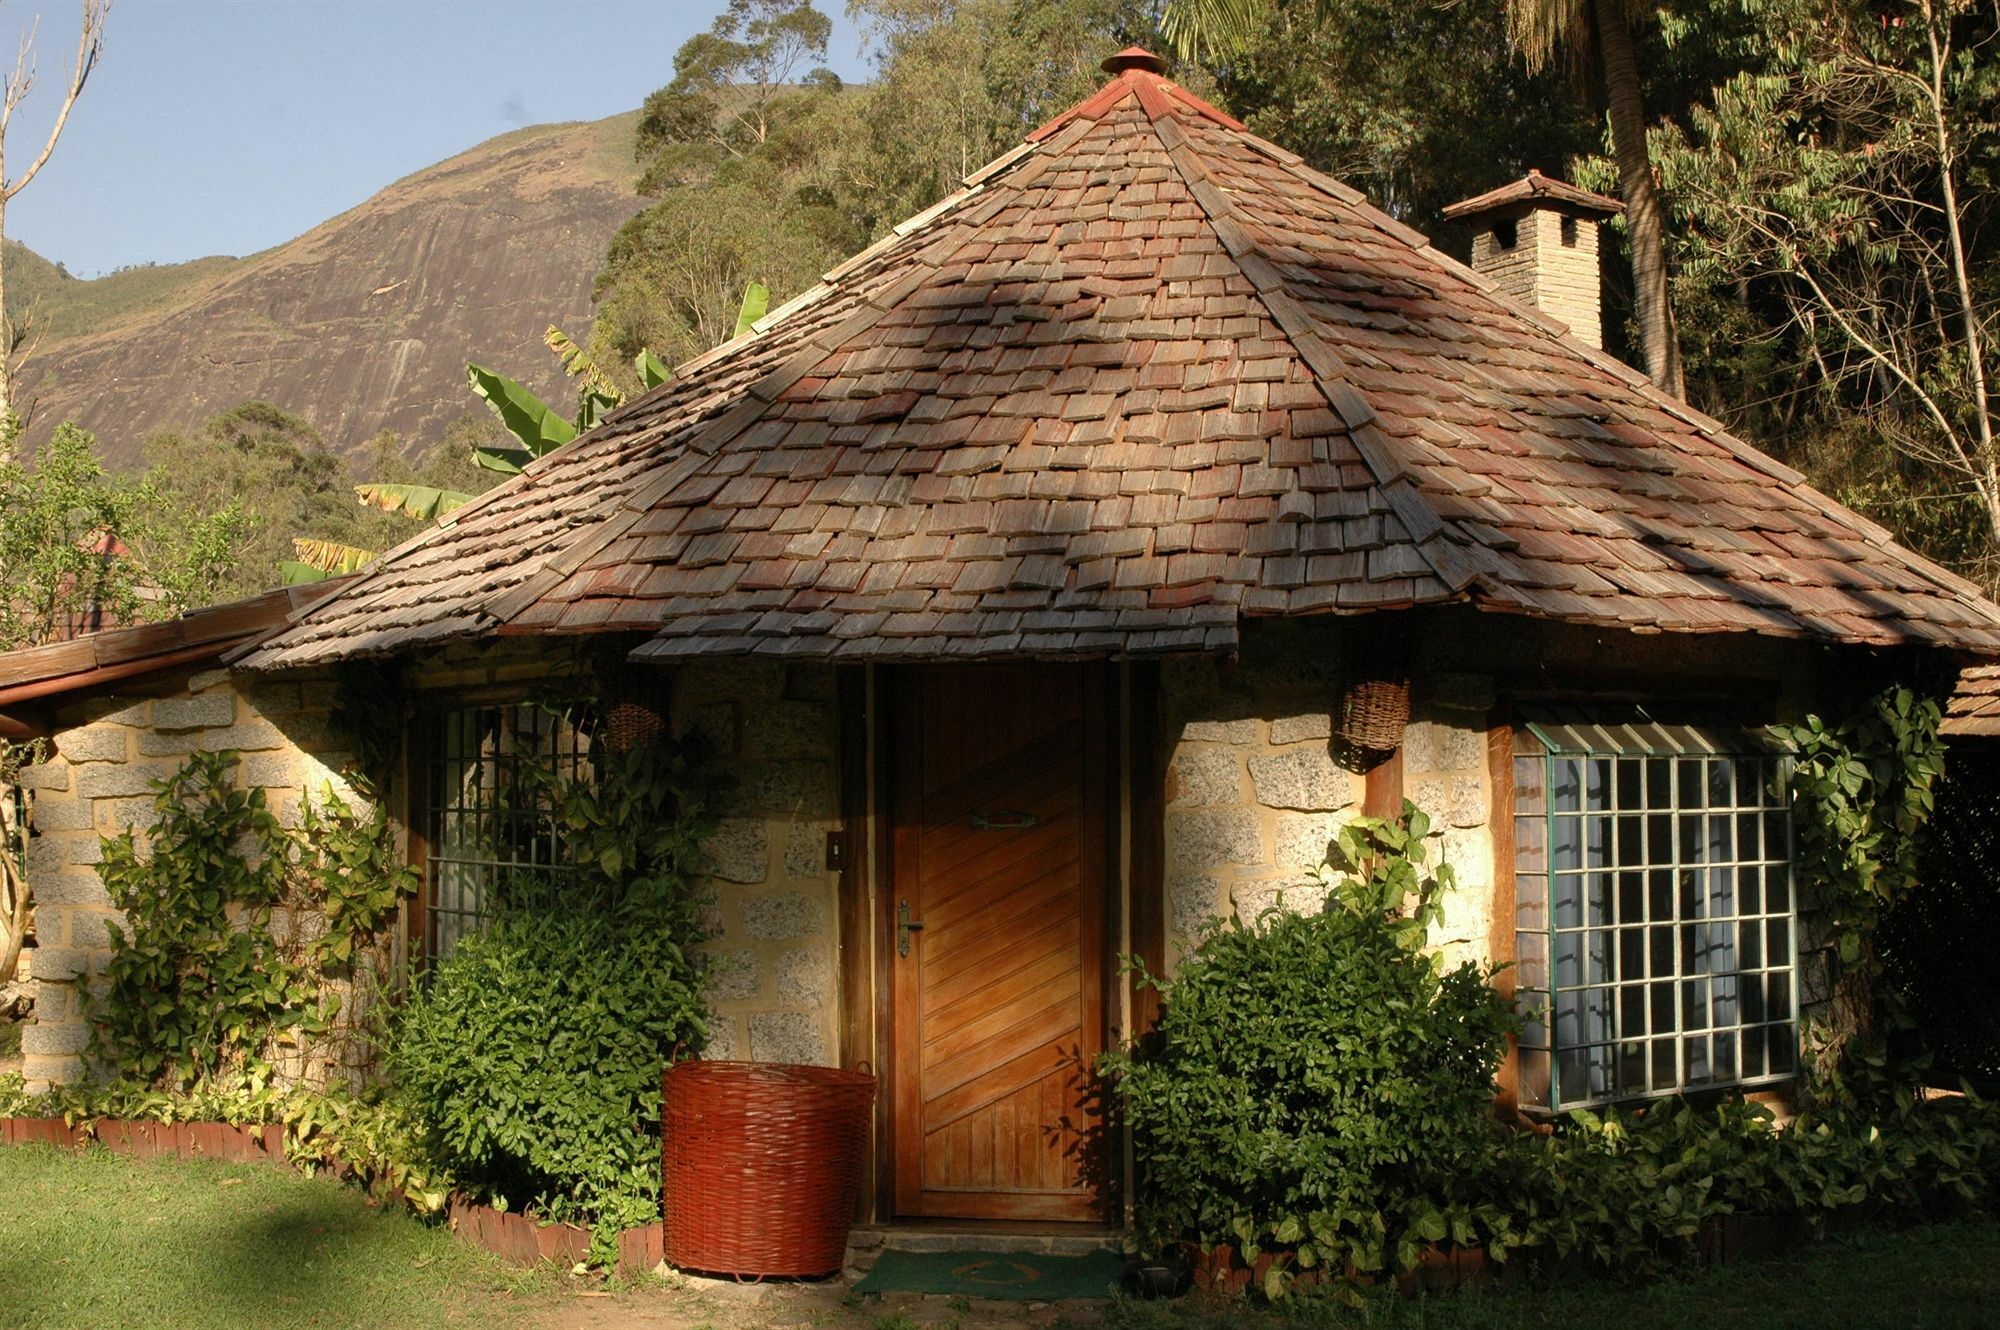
left=703, top=1017, right=742, bottom=1061
left=26, top=794, right=91, bottom=832
left=742, top=701, right=833, bottom=762
left=1167, top=748, right=1243, bottom=808
left=65, top=911, right=116, bottom=950
left=749, top=1011, right=828, bottom=1066
left=703, top=949, right=761, bottom=1002
left=28, top=947, right=88, bottom=982
left=706, top=818, right=770, bottom=884
left=33, top=873, right=110, bottom=909
left=52, top=726, right=129, bottom=764
left=785, top=822, right=829, bottom=881
left=1248, top=748, right=1356, bottom=813
left=1232, top=877, right=1329, bottom=926
left=678, top=702, right=740, bottom=757
left=1273, top=812, right=1342, bottom=874
left=152, top=693, right=236, bottom=731
left=240, top=752, right=303, bottom=790
left=1402, top=719, right=1484, bottom=776
left=740, top=891, right=823, bottom=941
left=137, top=729, right=198, bottom=758
left=1168, top=871, right=1223, bottom=940
left=33, top=985, right=67, bottom=1024
left=187, top=668, right=233, bottom=693
left=1179, top=718, right=1258, bottom=745
left=14, top=762, right=70, bottom=793
left=23, top=1055, right=82, bottom=1091
left=776, top=947, right=832, bottom=1004
left=1440, top=826, right=1494, bottom=889
left=1166, top=808, right=1263, bottom=869
left=75, top=763, right=174, bottom=800
left=1446, top=776, right=1487, bottom=829
left=743, top=762, right=836, bottom=819
left=1160, top=655, right=1222, bottom=709
left=79, top=698, right=150, bottom=727
left=26, top=836, right=99, bottom=877
left=1269, top=712, right=1333, bottom=745
left=95, top=796, right=158, bottom=835
left=197, top=718, right=288, bottom=753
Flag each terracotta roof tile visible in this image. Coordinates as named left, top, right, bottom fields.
left=241, top=55, right=2000, bottom=669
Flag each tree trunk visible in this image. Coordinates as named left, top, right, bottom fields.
left=1593, top=0, right=1683, bottom=398
left=0, top=190, right=12, bottom=453
left=0, top=841, right=26, bottom=990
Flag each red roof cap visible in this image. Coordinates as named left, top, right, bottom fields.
left=1101, top=46, right=1169, bottom=75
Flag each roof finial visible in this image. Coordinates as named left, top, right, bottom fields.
left=1101, top=46, right=1169, bottom=76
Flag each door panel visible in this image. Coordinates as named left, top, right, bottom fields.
left=890, top=665, right=1108, bottom=1221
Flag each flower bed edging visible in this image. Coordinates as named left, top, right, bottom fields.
left=443, top=1195, right=666, bottom=1280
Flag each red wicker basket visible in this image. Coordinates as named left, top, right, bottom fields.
left=662, top=1059, right=877, bottom=1278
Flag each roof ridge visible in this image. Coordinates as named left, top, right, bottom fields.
left=1141, top=101, right=1481, bottom=598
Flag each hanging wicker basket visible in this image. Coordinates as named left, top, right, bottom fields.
left=662, top=1060, right=877, bottom=1279
left=597, top=658, right=667, bottom=754
left=1335, top=675, right=1411, bottom=754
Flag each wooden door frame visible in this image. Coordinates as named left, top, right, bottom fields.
left=867, top=661, right=1124, bottom=1225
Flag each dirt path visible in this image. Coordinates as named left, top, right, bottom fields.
left=538, top=1273, right=1108, bottom=1330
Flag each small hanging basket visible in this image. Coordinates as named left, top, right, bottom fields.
left=596, top=657, right=667, bottom=754
left=1335, top=675, right=1411, bottom=754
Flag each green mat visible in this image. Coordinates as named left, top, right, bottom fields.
left=853, top=1247, right=1125, bottom=1300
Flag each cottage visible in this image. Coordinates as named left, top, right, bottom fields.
left=10, top=49, right=2000, bottom=1229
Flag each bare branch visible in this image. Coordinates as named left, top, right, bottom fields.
left=4, top=0, right=106, bottom=202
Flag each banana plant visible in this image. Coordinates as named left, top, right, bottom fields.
left=354, top=483, right=470, bottom=520
left=282, top=537, right=379, bottom=585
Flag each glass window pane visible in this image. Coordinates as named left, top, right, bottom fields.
left=1585, top=758, right=1612, bottom=809
left=1553, top=818, right=1582, bottom=871
left=1555, top=935, right=1583, bottom=990
left=1519, top=1047, right=1551, bottom=1107
left=1617, top=760, right=1643, bottom=811
left=1588, top=874, right=1614, bottom=927
left=1555, top=876, right=1584, bottom=930
left=1516, top=816, right=1547, bottom=873
left=1552, top=758, right=1583, bottom=813
left=1516, top=875, right=1547, bottom=931
left=1517, top=930, right=1548, bottom=991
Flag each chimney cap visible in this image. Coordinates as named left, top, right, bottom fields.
left=1101, top=46, right=1170, bottom=75
left=1442, top=169, right=1623, bottom=223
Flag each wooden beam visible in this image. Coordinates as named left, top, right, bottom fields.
left=1488, top=721, right=1520, bottom=1115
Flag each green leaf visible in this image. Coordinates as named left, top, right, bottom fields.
left=467, top=363, right=577, bottom=461
left=635, top=348, right=671, bottom=390
left=733, top=282, right=770, bottom=339
left=354, top=483, right=471, bottom=521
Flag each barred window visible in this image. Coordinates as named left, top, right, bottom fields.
left=1512, top=713, right=1798, bottom=1111
left=424, top=704, right=591, bottom=959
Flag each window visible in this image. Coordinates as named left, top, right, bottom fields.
left=1511, top=712, right=1798, bottom=1111
left=423, top=703, right=591, bottom=959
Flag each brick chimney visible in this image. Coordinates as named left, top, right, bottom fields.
left=1443, top=170, right=1622, bottom=349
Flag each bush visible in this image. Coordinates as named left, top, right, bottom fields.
left=1106, top=807, right=1518, bottom=1285
left=387, top=907, right=706, bottom=1235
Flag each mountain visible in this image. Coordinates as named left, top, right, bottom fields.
left=10, top=111, right=643, bottom=466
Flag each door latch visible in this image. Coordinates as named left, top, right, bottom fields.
left=896, top=898, right=925, bottom=957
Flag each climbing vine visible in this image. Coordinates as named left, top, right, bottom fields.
left=1772, top=684, right=1946, bottom=1094
left=89, top=749, right=415, bottom=1090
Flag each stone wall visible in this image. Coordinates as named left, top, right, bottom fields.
left=671, top=660, right=843, bottom=1067
left=1158, top=621, right=1501, bottom=967
left=13, top=667, right=354, bottom=1091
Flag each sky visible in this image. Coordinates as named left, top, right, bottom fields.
left=2, top=1, right=879, bottom=277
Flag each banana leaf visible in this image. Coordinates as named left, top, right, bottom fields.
left=636, top=347, right=672, bottom=390
left=290, top=538, right=377, bottom=576
left=467, top=363, right=575, bottom=470
left=734, top=282, right=770, bottom=339
left=354, top=483, right=471, bottom=520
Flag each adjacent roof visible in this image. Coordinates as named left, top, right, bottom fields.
left=0, top=580, right=350, bottom=736
left=1944, top=665, right=2000, bottom=737
left=1442, top=169, right=1623, bottom=222
left=240, top=53, right=2000, bottom=670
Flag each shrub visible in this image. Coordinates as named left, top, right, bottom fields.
left=1106, top=806, right=1518, bottom=1286
left=387, top=908, right=706, bottom=1234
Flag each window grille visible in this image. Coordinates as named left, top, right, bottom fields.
left=1512, top=711, right=1798, bottom=1111
left=424, top=703, right=591, bottom=960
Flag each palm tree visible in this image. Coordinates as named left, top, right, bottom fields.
left=1157, top=0, right=1684, bottom=398
left=1507, top=0, right=1681, bottom=397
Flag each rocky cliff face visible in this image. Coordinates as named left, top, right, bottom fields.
left=17, top=113, right=642, bottom=465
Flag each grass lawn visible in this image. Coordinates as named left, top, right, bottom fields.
left=1098, top=1220, right=2000, bottom=1330
left=0, top=1144, right=558, bottom=1330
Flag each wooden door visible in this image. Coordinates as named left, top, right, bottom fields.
left=889, top=665, right=1109, bottom=1222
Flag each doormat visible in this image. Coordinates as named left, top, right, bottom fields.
left=854, top=1247, right=1125, bottom=1300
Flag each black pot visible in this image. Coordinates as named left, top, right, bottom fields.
left=1126, top=1257, right=1192, bottom=1299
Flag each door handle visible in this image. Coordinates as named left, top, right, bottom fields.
left=897, top=898, right=925, bottom=957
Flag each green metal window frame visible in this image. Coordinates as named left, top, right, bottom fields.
left=424, top=703, right=592, bottom=960
left=1512, top=712, right=1800, bottom=1112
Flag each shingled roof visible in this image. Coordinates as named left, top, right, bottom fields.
left=240, top=49, right=2000, bottom=670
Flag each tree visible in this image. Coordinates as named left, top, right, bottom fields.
left=0, top=0, right=106, bottom=443
left=1658, top=0, right=2000, bottom=566
left=0, top=419, right=250, bottom=648
left=1158, top=0, right=1686, bottom=397
left=0, top=735, right=39, bottom=992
